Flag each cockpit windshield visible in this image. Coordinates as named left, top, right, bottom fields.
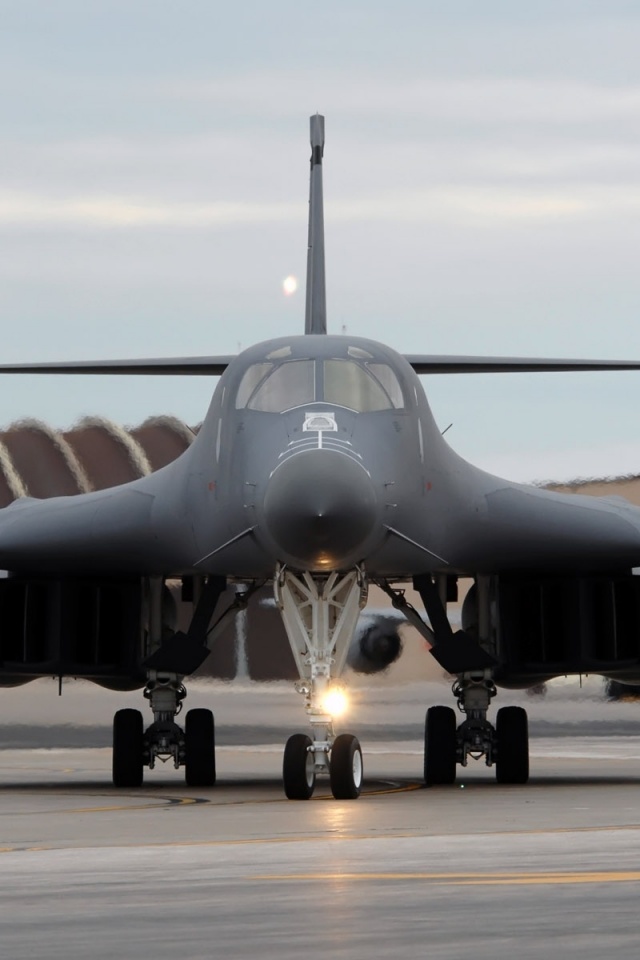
left=235, top=355, right=404, bottom=413
left=324, top=361, right=395, bottom=412
left=238, top=360, right=315, bottom=413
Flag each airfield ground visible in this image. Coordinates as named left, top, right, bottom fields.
left=1, top=678, right=640, bottom=957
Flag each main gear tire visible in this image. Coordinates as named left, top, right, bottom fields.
left=495, top=705, right=529, bottom=784
left=185, top=708, right=216, bottom=787
left=112, top=708, right=144, bottom=788
left=424, top=705, right=457, bottom=786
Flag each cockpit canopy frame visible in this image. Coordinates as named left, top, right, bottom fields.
left=235, top=353, right=405, bottom=414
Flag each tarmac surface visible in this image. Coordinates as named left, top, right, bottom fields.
left=2, top=679, right=640, bottom=958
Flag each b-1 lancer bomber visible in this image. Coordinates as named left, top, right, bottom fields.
left=1, top=115, right=640, bottom=799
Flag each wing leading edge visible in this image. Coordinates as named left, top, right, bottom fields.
left=0, top=356, right=235, bottom=375
left=0, top=353, right=640, bottom=377
left=404, top=355, right=640, bottom=374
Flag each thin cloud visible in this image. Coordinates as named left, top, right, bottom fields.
left=155, top=72, right=640, bottom=126
left=0, top=192, right=304, bottom=227
left=2, top=183, right=639, bottom=228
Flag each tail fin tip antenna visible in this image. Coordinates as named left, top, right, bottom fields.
left=304, top=113, right=327, bottom=335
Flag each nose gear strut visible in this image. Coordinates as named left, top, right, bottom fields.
left=275, top=564, right=367, bottom=799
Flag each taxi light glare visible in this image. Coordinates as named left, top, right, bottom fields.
left=322, top=687, right=349, bottom=717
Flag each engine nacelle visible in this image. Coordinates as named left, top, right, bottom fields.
left=347, top=615, right=403, bottom=674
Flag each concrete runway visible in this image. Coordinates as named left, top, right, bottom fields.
left=2, top=736, right=640, bottom=959
left=2, top=679, right=640, bottom=958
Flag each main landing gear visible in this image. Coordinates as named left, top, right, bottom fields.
left=275, top=565, right=366, bottom=800
left=111, top=574, right=240, bottom=789
left=424, top=672, right=529, bottom=786
left=376, top=576, right=529, bottom=787
left=112, top=673, right=216, bottom=788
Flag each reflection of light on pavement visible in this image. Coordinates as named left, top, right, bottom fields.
left=320, top=805, right=363, bottom=899
left=323, top=803, right=350, bottom=836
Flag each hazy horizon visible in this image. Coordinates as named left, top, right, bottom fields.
left=2, top=1, right=640, bottom=483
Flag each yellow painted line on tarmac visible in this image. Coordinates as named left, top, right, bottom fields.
left=253, top=870, right=640, bottom=886
left=367, top=782, right=422, bottom=797
left=312, top=781, right=422, bottom=800
left=0, top=831, right=423, bottom=855
left=456, top=872, right=640, bottom=886
left=100, top=780, right=421, bottom=809
left=0, top=795, right=204, bottom=818
left=479, top=822, right=640, bottom=838
left=0, top=846, right=52, bottom=854
left=197, top=780, right=421, bottom=805
left=58, top=796, right=200, bottom=815
left=145, top=831, right=419, bottom=847
left=51, top=780, right=420, bottom=812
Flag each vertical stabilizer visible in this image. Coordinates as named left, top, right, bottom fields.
left=304, top=114, right=327, bottom=335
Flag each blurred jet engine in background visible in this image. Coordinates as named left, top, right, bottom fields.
left=346, top=614, right=404, bottom=674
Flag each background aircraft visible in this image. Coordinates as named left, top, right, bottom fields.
left=1, top=115, right=640, bottom=799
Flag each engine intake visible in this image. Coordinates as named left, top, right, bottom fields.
left=347, top=616, right=403, bottom=674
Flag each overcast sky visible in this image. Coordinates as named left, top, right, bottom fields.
left=1, top=1, right=640, bottom=482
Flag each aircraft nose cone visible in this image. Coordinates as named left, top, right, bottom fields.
left=263, top=450, right=378, bottom=569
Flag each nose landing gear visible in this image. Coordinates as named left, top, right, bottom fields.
left=276, top=565, right=367, bottom=800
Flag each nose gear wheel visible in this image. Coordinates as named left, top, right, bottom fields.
left=283, top=733, right=316, bottom=800
left=330, top=733, right=363, bottom=799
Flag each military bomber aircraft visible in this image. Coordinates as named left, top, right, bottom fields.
left=1, top=116, right=640, bottom=799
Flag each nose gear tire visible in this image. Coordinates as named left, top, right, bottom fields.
left=112, top=708, right=144, bottom=788
left=283, top=733, right=316, bottom=800
left=185, top=708, right=216, bottom=787
left=495, top=705, right=529, bottom=784
left=424, top=706, right=457, bottom=786
left=330, top=733, right=363, bottom=799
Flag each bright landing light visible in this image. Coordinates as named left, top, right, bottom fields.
left=283, top=275, right=298, bottom=296
left=321, top=686, right=349, bottom=718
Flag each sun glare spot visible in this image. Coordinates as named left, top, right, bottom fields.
left=283, top=275, right=298, bottom=296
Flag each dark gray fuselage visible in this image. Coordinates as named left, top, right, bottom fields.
left=1, top=333, right=640, bottom=581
